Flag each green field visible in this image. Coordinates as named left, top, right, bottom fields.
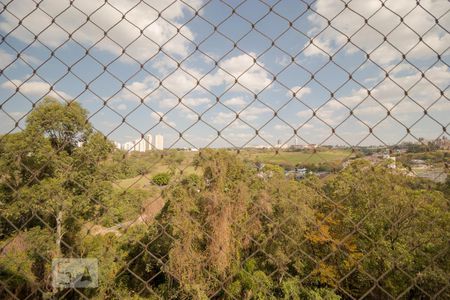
left=114, top=149, right=352, bottom=190
left=241, top=149, right=352, bottom=166
left=114, top=165, right=200, bottom=189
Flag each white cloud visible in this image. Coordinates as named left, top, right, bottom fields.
left=202, top=53, right=273, bottom=93
left=211, top=111, right=235, bottom=125
left=305, top=0, right=450, bottom=65
left=274, top=124, right=289, bottom=130
left=117, top=53, right=272, bottom=103
left=0, top=0, right=201, bottom=62
left=116, top=103, right=127, bottom=110
left=159, top=98, right=178, bottom=108
left=210, top=105, right=273, bottom=125
left=240, top=106, right=272, bottom=121
left=150, top=110, right=176, bottom=127
left=157, top=97, right=208, bottom=121
left=0, top=50, right=41, bottom=69
left=20, top=53, right=42, bottom=66
left=0, top=50, right=15, bottom=69
left=316, top=65, right=450, bottom=128
left=275, top=55, right=290, bottom=67
left=227, top=120, right=251, bottom=130
left=301, top=123, right=314, bottom=130
left=122, top=76, right=158, bottom=100
left=288, top=86, right=312, bottom=98
left=223, top=96, right=247, bottom=107
left=181, top=97, right=211, bottom=107
left=162, top=69, right=198, bottom=97
left=184, top=112, right=199, bottom=121
left=1, top=79, right=72, bottom=100
left=297, top=110, right=313, bottom=118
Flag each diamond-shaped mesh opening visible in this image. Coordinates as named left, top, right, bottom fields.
left=1, top=0, right=449, bottom=298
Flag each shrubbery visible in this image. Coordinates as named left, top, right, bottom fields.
left=1, top=100, right=448, bottom=299
left=152, top=172, right=171, bottom=186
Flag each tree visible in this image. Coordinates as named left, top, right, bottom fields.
left=26, top=98, right=92, bottom=153
left=324, top=160, right=450, bottom=298
left=0, top=98, right=113, bottom=298
left=127, top=150, right=341, bottom=299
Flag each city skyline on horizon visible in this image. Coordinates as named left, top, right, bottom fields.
left=110, top=134, right=448, bottom=151
left=114, top=133, right=164, bottom=151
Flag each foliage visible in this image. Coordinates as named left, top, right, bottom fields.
left=0, top=227, right=55, bottom=298
left=152, top=172, right=171, bottom=186
left=1, top=99, right=448, bottom=299
left=0, top=98, right=114, bottom=298
left=26, top=98, right=92, bottom=153
left=99, top=189, right=149, bottom=226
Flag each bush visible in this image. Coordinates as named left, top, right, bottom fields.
left=182, top=173, right=202, bottom=187
left=152, top=172, right=170, bottom=186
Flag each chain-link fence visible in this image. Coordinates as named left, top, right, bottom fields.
left=0, top=0, right=449, bottom=299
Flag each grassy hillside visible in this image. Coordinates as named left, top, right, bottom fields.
left=242, top=149, right=352, bottom=166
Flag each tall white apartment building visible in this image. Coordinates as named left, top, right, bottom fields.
left=155, top=134, right=164, bottom=150
left=123, top=142, right=134, bottom=151
left=133, top=139, right=147, bottom=152
left=115, top=134, right=163, bottom=152
left=132, top=139, right=139, bottom=152
left=113, top=141, right=121, bottom=150
left=146, top=134, right=153, bottom=151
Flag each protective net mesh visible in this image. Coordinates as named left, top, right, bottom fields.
left=0, top=0, right=449, bottom=299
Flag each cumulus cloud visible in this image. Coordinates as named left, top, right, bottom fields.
left=297, top=110, right=313, bottom=118
left=211, top=111, right=235, bottom=125
left=0, top=50, right=15, bottom=69
left=150, top=110, right=176, bottom=127
left=121, top=76, right=159, bottom=100
left=305, top=0, right=450, bottom=65
left=0, top=50, right=42, bottom=69
left=240, top=106, right=272, bottom=121
left=211, top=105, right=273, bottom=125
left=1, top=79, right=72, bottom=100
left=182, top=97, right=211, bottom=107
left=118, top=53, right=272, bottom=102
left=288, top=86, right=312, bottom=99
left=274, top=124, right=290, bottom=130
left=116, top=103, right=127, bottom=110
left=202, top=53, right=273, bottom=93
left=223, top=96, right=247, bottom=107
left=0, top=0, right=202, bottom=62
left=314, top=65, right=450, bottom=128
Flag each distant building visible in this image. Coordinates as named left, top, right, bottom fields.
left=146, top=134, right=153, bottom=151
left=135, top=138, right=148, bottom=152
left=155, top=134, right=164, bottom=150
left=305, top=144, right=317, bottom=149
left=123, top=142, right=133, bottom=151
left=114, top=134, right=163, bottom=152
left=290, top=144, right=304, bottom=150
left=132, top=139, right=140, bottom=152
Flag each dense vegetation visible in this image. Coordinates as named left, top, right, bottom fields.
left=0, top=99, right=449, bottom=299
left=152, top=173, right=171, bottom=186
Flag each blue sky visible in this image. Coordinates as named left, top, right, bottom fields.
left=0, top=0, right=449, bottom=149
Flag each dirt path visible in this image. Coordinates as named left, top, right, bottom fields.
left=88, top=196, right=166, bottom=236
